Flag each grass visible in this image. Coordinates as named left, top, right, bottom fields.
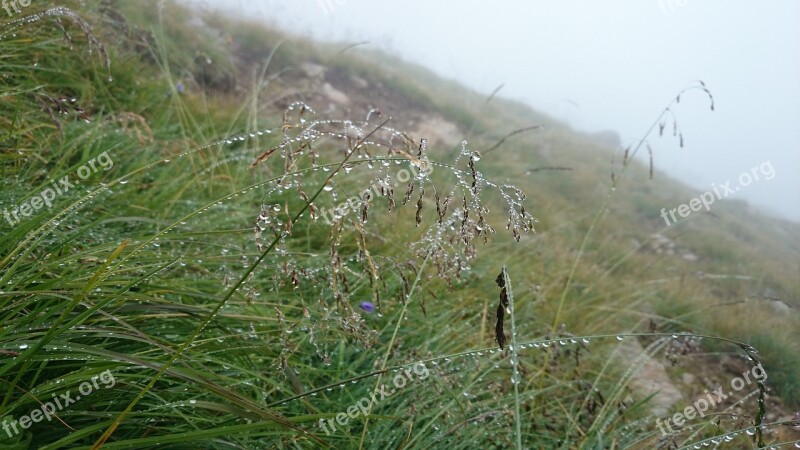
left=0, top=1, right=798, bottom=449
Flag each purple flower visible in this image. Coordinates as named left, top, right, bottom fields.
left=359, top=301, right=375, bottom=313
left=176, top=82, right=185, bottom=94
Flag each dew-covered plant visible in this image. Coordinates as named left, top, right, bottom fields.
left=1, top=2, right=797, bottom=450
left=240, top=101, right=537, bottom=365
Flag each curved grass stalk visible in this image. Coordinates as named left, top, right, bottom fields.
left=549, top=81, right=713, bottom=333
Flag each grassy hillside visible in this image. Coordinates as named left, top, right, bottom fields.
left=0, top=1, right=798, bottom=448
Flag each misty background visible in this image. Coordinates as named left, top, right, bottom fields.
left=183, top=0, right=800, bottom=222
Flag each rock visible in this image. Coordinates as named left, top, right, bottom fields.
left=322, top=82, right=350, bottom=106
left=301, top=62, right=326, bottom=79
left=615, top=339, right=684, bottom=417
left=681, top=252, right=699, bottom=261
left=350, top=75, right=369, bottom=89
left=412, top=115, right=461, bottom=147
left=771, top=300, right=792, bottom=313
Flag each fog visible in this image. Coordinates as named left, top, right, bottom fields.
left=184, top=0, right=800, bottom=222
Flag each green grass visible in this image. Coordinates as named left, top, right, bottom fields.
left=1, top=1, right=798, bottom=449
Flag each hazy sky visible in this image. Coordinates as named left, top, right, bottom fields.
left=183, top=0, right=800, bottom=222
